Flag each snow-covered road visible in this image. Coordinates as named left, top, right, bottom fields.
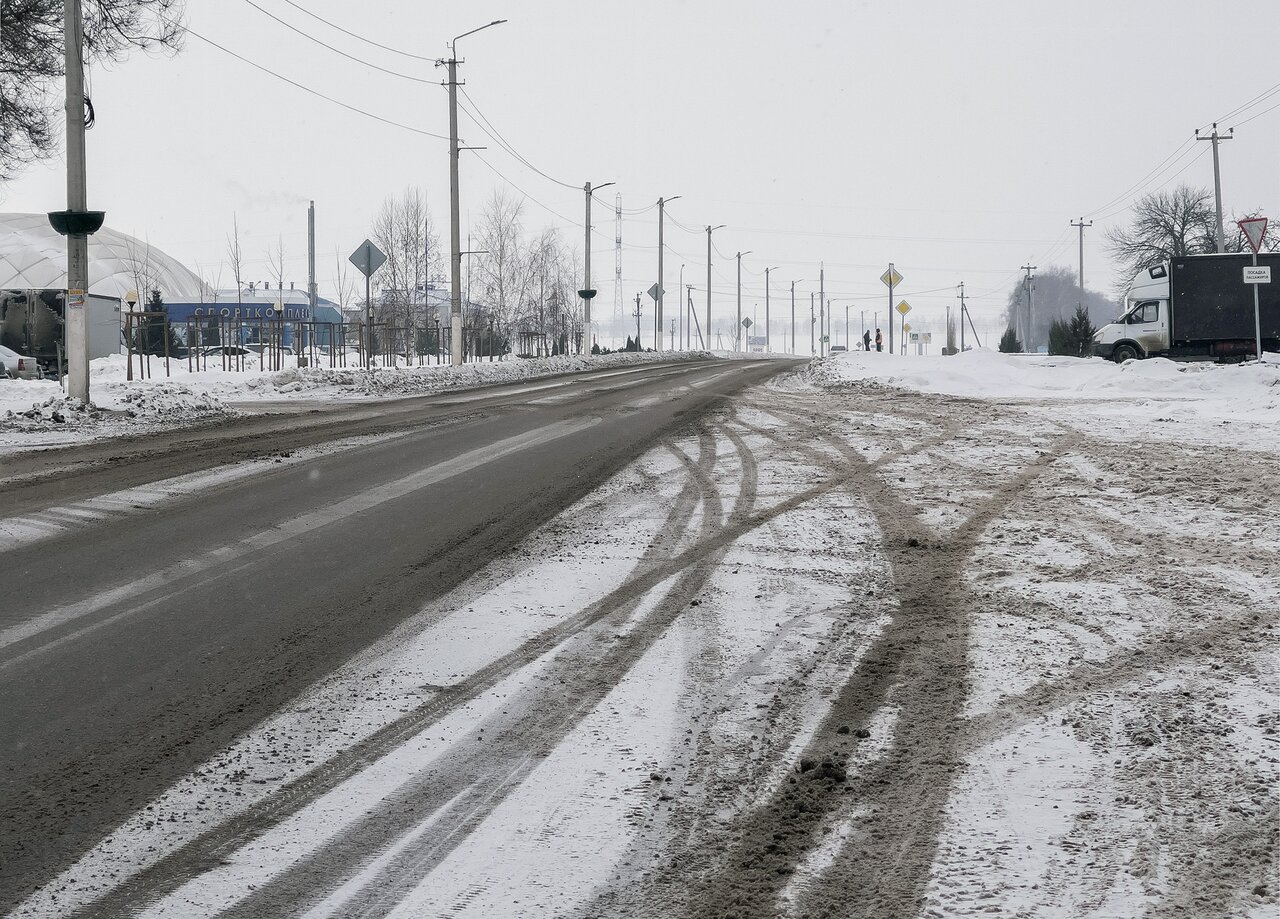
left=9, top=351, right=1277, bottom=918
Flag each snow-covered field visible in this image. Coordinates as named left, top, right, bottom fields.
left=9, top=349, right=1277, bottom=918
left=0, top=350, right=716, bottom=449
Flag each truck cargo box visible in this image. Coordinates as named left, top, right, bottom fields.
left=1170, top=253, right=1280, bottom=343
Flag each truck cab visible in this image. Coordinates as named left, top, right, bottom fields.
left=1093, top=265, right=1169, bottom=361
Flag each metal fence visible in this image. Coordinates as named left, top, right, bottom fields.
left=120, top=315, right=535, bottom=379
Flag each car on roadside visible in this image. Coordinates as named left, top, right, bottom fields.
left=200, top=345, right=255, bottom=358
left=829, top=345, right=848, bottom=353
left=0, top=344, right=43, bottom=379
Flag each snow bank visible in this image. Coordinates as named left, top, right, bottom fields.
left=804, top=349, right=1280, bottom=432
left=0, top=351, right=716, bottom=446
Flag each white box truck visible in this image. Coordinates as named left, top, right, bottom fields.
left=1093, top=252, right=1280, bottom=362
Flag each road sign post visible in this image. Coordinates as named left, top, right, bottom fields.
left=1239, top=217, right=1269, bottom=361
left=895, top=300, right=912, bottom=356
left=349, top=239, right=387, bottom=369
left=881, top=264, right=902, bottom=356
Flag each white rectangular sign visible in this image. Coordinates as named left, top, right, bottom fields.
left=1243, top=266, right=1271, bottom=284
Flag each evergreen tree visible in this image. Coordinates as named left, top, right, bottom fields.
left=998, top=326, right=1023, bottom=354
left=591, top=342, right=601, bottom=355
left=1068, top=304, right=1096, bottom=357
left=624, top=335, right=635, bottom=352
left=1047, top=318, right=1073, bottom=356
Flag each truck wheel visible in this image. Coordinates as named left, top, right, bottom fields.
left=1113, top=343, right=1139, bottom=363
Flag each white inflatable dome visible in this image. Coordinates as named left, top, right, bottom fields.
left=0, top=212, right=212, bottom=302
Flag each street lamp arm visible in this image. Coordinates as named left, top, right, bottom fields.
left=453, top=19, right=507, bottom=47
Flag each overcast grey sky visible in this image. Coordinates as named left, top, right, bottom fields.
left=3, top=0, right=1278, bottom=341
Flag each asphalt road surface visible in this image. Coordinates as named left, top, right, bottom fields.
left=0, top=358, right=797, bottom=912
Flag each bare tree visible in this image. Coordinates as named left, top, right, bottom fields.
left=226, top=214, right=244, bottom=310
left=0, top=0, right=185, bottom=182
left=265, top=235, right=286, bottom=299
left=1105, top=185, right=1217, bottom=290
left=474, top=189, right=536, bottom=349
left=370, top=187, right=442, bottom=330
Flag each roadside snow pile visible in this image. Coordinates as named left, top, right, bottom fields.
left=0, top=350, right=717, bottom=446
left=220, top=350, right=716, bottom=401
left=804, top=349, right=1280, bottom=433
left=1, top=382, right=238, bottom=435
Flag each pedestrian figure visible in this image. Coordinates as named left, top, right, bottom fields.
left=863, top=330, right=872, bottom=352
left=874, top=328, right=883, bottom=352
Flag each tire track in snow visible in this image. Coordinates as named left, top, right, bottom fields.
left=56, top=428, right=721, bottom=919
left=209, top=426, right=751, bottom=918
left=671, top=390, right=1079, bottom=919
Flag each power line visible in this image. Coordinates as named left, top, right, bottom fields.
left=186, top=30, right=449, bottom=141
left=1212, top=79, right=1280, bottom=128
left=241, top=0, right=436, bottom=84
left=457, top=88, right=580, bottom=190
left=1230, top=97, right=1280, bottom=129
left=276, top=0, right=437, bottom=62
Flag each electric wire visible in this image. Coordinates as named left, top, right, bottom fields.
left=186, top=29, right=449, bottom=141
left=241, top=0, right=436, bottom=84
left=276, top=0, right=438, bottom=62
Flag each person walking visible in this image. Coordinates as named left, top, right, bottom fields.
left=862, top=329, right=872, bottom=353
left=874, top=328, right=883, bottom=353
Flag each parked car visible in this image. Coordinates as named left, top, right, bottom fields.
left=0, top=344, right=42, bottom=379
left=829, top=345, right=848, bottom=353
left=200, top=345, right=255, bottom=358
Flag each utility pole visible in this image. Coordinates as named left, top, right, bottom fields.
left=706, top=225, right=724, bottom=352
left=678, top=263, right=684, bottom=349
left=307, top=201, right=316, bottom=357
left=844, top=304, right=849, bottom=349
left=734, top=250, right=751, bottom=351
left=809, top=292, right=815, bottom=355
left=656, top=196, right=680, bottom=353
left=670, top=318, right=675, bottom=351
left=583, top=181, right=614, bottom=354
left=819, top=265, right=825, bottom=357
left=1021, top=264, right=1037, bottom=350
left=764, top=266, right=777, bottom=353
left=61, top=0, right=92, bottom=402
left=1071, top=218, right=1093, bottom=305
left=886, top=262, right=896, bottom=356
left=634, top=292, right=642, bottom=346
left=958, top=281, right=967, bottom=353
left=1196, top=123, right=1233, bottom=253
left=790, top=280, right=798, bottom=355
left=440, top=20, right=506, bottom=365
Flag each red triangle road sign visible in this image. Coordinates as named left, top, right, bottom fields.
left=1238, top=217, right=1268, bottom=254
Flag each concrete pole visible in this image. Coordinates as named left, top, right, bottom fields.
left=809, top=292, right=815, bottom=355
left=790, top=281, right=796, bottom=355
left=765, top=267, right=772, bottom=353
left=1197, top=124, right=1233, bottom=254
left=887, top=263, right=895, bottom=357
left=736, top=252, right=743, bottom=352
left=657, top=197, right=665, bottom=351
left=819, top=265, right=825, bottom=357
left=584, top=183, right=593, bottom=354
left=705, top=227, right=713, bottom=353
left=1071, top=218, right=1092, bottom=308
left=307, top=200, right=316, bottom=356
left=63, top=0, right=90, bottom=402
left=959, top=281, right=966, bottom=353
left=448, top=57, right=464, bottom=365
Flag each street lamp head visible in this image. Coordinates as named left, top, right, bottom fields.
left=708, top=224, right=726, bottom=232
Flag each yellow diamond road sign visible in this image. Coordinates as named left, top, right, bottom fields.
left=896, top=300, right=911, bottom=316
left=903, top=322, right=912, bottom=333
left=880, top=267, right=904, bottom=288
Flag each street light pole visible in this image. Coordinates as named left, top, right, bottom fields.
left=764, top=267, right=777, bottom=353
left=656, top=195, right=680, bottom=353
left=584, top=181, right=614, bottom=354
left=735, top=250, right=751, bottom=351
left=706, top=225, right=725, bottom=352
left=441, top=19, right=505, bottom=366
left=63, top=0, right=90, bottom=402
